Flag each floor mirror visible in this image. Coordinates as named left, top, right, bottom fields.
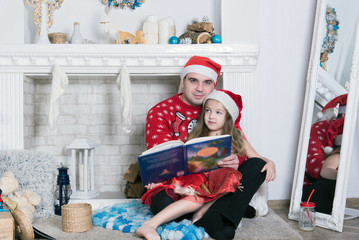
left=288, top=0, right=359, bottom=232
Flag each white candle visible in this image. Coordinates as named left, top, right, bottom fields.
left=79, top=163, right=84, bottom=191
left=159, top=18, right=170, bottom=44
left=143, top=15, right=159, bottom=44
left=166, top=17, right=176, bottom=37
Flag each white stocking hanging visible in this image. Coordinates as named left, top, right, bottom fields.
left=116, top=66, right=132, bottom=134
left=48, top=65, right=68, bottom=129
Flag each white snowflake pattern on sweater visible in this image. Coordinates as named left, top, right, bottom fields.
left=145, top=94, right=202, bottom=149
left=304, top=120, right=334, bottom=185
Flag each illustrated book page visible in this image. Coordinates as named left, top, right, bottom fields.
left=138, top=135, right=232, bottom=185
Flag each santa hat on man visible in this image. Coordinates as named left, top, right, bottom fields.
left=204, top=89, right=243, bottom=128
left=323, top=117, right=345, bottom=154
left=180, top=56, right=222, bottom=88
left=318, top=93, right=348, bottom=119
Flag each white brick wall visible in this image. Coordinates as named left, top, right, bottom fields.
left=24, top=75, right=179, bottom=193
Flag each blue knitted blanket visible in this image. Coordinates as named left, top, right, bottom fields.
left=92, top=200, right=207, bottom=240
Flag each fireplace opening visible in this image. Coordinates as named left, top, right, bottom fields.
left=23, top=74, right=223, bottom=194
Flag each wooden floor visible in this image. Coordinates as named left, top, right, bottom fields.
left=271, top=199, right=359, bottom=240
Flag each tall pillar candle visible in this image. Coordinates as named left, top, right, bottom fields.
left=143, top=15, right=158, bottom=44
left=166, top=17, right=176, bottom=37
left=159, top=18, right=170, bottom=44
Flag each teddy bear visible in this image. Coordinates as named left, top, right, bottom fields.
left=0, top=171, right=41, bottom=223
left=0, top=171, right=19, bottom=195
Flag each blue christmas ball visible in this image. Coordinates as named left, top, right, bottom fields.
left=211, top=35, right=222, bottom=44
left=169, top=36, right=179, bottom=44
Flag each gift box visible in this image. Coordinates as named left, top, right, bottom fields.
left=0, top=207, right=14, bottom=240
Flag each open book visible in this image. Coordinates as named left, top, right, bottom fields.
left=138, top=134, right=232, bottom=185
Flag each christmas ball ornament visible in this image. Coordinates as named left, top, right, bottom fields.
left=169, top=36, right=179, bottom=44
left=211, top=35, right=222, bottom=44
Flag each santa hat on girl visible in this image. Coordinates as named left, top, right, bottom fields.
left=323, top=117, right=345, bottom=154
left=204, top=89, right=243, bottom=128
left=318, top=93, right=348, bottom=119
left=180, top=56, right=222, bottom=88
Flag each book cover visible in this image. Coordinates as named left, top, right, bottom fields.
left=138, top=135, right=232, bottom=185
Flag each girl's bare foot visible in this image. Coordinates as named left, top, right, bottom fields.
left=136, top=221, right=160, bottom=240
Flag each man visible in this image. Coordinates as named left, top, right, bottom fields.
left=145, top=55, right=275, bottom=239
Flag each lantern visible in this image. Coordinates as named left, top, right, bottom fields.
left=66, top=139, right=100, bottom=199
left=54, top=164, right=72, bottom=215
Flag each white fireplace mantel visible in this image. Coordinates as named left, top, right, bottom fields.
left=0, top=44, right=258, bottom=74
left=0, top=44, right=259, bottom=150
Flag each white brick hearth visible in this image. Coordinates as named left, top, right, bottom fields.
left=0, top=44, right=258, bottom=194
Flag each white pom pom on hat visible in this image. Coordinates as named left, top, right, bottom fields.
left=323, top=146, right=334, bottom=155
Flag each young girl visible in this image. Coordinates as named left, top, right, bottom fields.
left=136, top=90, right=255, bottom=240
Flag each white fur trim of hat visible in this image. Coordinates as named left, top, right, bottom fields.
left=204, top=90, right=239, bottom=121
left=180, top=65, right=219, bottom=83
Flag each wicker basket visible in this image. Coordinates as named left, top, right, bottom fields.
left=48, top=32, right=67, bottom=44
left=62, top=203, right=92, bottom=233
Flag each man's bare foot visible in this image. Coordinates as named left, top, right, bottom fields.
left=136, top=221, right=160, bottom=240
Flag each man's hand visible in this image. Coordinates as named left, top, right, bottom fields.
left=218, top=154, right=239, bottom=170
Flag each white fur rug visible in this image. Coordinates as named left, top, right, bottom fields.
left=0, top=150, right=57, bottom=219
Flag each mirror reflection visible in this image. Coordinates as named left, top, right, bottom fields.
left=300, top=0, right=358, bottom=216
left=289, top=0, right=359, bottom=231
left=302, top=93, right=347, bottom=214
left=301, top=1, right=356, bottom=215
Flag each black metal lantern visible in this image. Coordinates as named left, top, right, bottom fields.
left=54, top=164, right=72, bottom=215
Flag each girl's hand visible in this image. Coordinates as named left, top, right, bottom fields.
left=261, top=159, right=276, bottom=182
left=145, top=183, right=160, bottom=190
left=218, top=154, right=239, bottom=169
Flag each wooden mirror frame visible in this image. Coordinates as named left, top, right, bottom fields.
left=288, top=0, right=359, bottom=232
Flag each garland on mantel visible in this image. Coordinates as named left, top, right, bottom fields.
left=320, top=5, right=339, bottom=71
left=100, top=0, right=145, bottom=10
